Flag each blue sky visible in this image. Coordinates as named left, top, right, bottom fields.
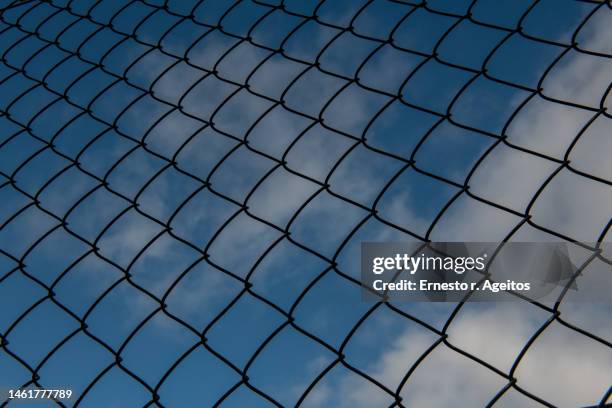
left=0, top=0, right=611, bottom=407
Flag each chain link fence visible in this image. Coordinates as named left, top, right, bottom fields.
left=0, top=0, right=610, bottom=406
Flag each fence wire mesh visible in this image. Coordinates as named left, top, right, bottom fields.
left=0, top=0, right=610, bottom=407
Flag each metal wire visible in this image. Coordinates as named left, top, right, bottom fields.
left=0, top=0, right=610, bottom=407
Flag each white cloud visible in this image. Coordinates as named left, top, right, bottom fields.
left=246, top=168, right=320, bottom=227
left=569, top=115, right=612, bottom=182
left=304, top=303, right=612, bottom=408
left=434, top=12, right=611, bottom=243
left=468, top=144, right=559, bottom=213
left=301, top=11, right=612, bottom=408
left=515, top=318, right=612, bottom=406
left=506, top=96, right=593, bottom=160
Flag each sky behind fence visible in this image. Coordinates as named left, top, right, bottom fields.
left=0, top=0, right=611, bottom=407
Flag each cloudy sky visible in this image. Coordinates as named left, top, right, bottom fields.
left=0, top=0, right=610, bottom=407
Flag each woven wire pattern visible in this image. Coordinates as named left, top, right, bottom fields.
left=0, top=0, right=610, bottom=406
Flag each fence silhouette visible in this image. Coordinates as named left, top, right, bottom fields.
left=0, top=0, right=610, bottom=407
